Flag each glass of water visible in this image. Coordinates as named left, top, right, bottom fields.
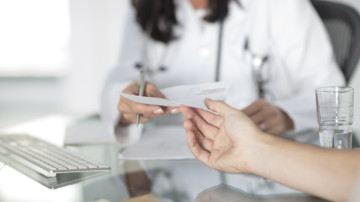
left=316, top=86, right=354, bottom=149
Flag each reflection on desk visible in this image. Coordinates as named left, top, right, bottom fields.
left=196, top=185, right=327, bottom=202
left=2, top=158, right=110, bottom=190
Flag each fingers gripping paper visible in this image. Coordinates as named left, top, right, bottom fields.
left=120, top=81, right=231, bottom=110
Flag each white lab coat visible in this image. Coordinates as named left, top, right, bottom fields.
left=101, top=0, right=344, bottom=145
left=101, top=0, right=345, bottom=197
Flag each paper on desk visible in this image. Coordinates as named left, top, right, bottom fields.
left=64, top=116, right=116, bottom=145
left=120, top=81, right=231, bottom=110
left=118, top=125, right=195, bottom=160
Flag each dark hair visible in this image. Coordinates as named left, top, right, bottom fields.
left=132, top=0, right=231, bottom=44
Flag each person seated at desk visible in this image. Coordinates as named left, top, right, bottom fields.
left=100, top=0, right=344, bottom=197
left=101, top=0, right=344, bottom=142
left=180, top=99, right=360, bottom=202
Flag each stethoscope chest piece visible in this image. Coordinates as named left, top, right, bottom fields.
left=134, top=62, right=168, bottom=74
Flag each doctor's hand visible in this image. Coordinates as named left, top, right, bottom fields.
left=242, top=99, right=294, bottom=136
left=180, top=99, right=263, bottom=174
left=118, top=82, right=179, bottom=126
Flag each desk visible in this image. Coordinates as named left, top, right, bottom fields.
left=0, top=115, right=329, bottom=202
left=0, top=143, right=329, bottom=202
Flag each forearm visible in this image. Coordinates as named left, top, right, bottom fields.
left=246, top=133, right=360, bottom=201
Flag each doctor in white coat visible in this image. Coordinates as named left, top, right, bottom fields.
left=101, top=0, right=345, bottom=198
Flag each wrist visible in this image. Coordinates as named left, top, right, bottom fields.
left=234, top=130, right=268, bottom=174
left=244, top=131, right=291, bottom=179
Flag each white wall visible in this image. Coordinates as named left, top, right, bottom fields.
left=60, top=0, right=128, bottom=115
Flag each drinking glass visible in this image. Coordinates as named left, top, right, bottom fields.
left=316, top=86, right=354, bottom=149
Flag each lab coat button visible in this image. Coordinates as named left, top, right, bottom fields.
left=199, top=47, right=210, bottom=57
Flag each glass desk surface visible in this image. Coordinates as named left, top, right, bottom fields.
left=0, top=113, right=329, bottom=202
left=0, top=142, right=328, bottom=202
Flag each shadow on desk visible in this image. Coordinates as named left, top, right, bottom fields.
left=195, top=185, right=328, bottom=202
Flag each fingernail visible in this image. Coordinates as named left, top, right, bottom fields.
left=153, top=109, right=164, bottom=114
left=171, top=108, right=180, bottom=114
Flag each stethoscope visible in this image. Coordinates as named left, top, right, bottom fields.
left=217, top=18, right=271, bottom=99
left=134, top=17, right=270, bottom=98
left=243, top=37, right=270, bottom=99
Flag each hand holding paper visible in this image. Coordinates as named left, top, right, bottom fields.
left=118, top=82, right=174, bottom=125
left=118, top=82, right=230, bottom=160
left=120, top=81, right=231, bottom=111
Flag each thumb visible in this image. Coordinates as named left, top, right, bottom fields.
left=204, top=99, right=236, bottom=117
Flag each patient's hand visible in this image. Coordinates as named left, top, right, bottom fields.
left=242, top=99, right=294, bottom=136
left=180, top=99, right=262, bottom=174
left=117, top=82, right=179, bottom=126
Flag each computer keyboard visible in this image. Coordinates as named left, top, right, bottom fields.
left=0, top=134, right=110, bottom=178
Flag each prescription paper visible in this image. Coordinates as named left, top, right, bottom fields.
left=118, top=125, right=194, bottom=160
left=120, top=81, right=231, bottom=110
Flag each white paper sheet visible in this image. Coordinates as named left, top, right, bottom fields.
left=64, top=115, right=116, bottom=145
left=120, top=81, right=230, bottom=110
left=118, top=125, right=195, bottom=160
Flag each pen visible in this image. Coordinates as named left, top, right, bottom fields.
left=136, top=67, right=145, bottom=127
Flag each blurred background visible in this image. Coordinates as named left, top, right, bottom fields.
left=0, top=0, right=126, bottom=128
left=0, top=0, right=359, bottom=138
